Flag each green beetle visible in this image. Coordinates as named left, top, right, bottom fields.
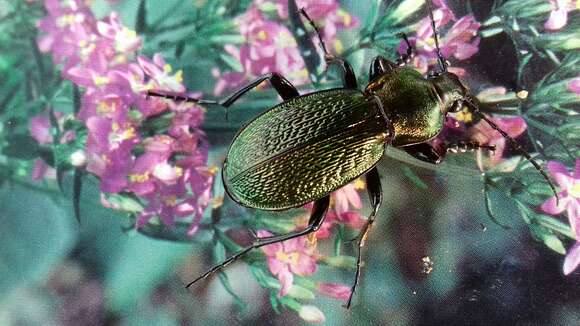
left=147, top=0, right=557, bottom=308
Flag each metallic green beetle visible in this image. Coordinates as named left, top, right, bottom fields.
left=148, top=0, right=557, bottom=308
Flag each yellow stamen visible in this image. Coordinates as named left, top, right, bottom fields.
left=174, top=70, right=184, bottom=83
left=257, top=30, right=268, bottom=40
left=275, top=251, right=300, bottom=265
left=163, top=64, right=172, bottom=73
left=93, top=76, right=110, bottom=87
left=353, top=178, right=366, bottom=190
left=163, top=195, right=178, bottom=206
left=129, top=172, right=149, bottom=183
left=571, top=183, right=580, bottom=198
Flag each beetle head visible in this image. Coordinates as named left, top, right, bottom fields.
left=430, top=72, right=469, bottom=114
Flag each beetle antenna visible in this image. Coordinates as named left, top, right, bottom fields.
left=298, top=8, right=330, bottom=57
left=426, top=0, right=447, bottom=73
left=464, top=98, right=559, bottom=204
left=146, top=90, right=219, bottom=105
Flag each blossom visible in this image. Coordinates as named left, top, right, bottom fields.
left=317, top=282, right=351, bottom=300
left=469, top=115, right=527, bottom=170
left=214, top=2, right=358, bottom=95
left=36, top=0, right=214, bottom=235
left=213, top=7, right=307, bottom=95
left=539, top=160, right=580, bottom=274
left=544, top=0, right=577, bottom=31
left=400, top=2, right=480, bottom=75
left=257, top=230, right=317, bottom=297
left=541, top=160, right=580, bottom=228
left=568, top=76, right=580, bottom=95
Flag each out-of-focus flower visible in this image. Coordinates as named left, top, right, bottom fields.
left=257, top=230, right=317, bottom=297
left=298, top=181, right=366, bottom=239
left=317, top=282, right=351, bottom=300
left=540, top=160, right=580, bottom=275
left=568, top=76, right=580, bottom=95
left=214, top=2, right=358, bottom=95
left=28, top=111, right=75, bottom=180
left=541, top=160, right=580, bottom=229
left=258, top=0, right=358, bottom=51
left=36, top=0, right=214, bottom=235
left=544, top=0, right=577, bottom=30
left=470, top=115, right=527, bottom=170
left=400, top=1, right=480, bottom=75
left=298, top=305, right=326, bottom=323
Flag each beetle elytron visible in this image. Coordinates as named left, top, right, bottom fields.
left=148, top=0, right=557, bottom=308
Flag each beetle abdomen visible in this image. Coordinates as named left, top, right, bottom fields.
left=224, top=89, right=389, bottom=210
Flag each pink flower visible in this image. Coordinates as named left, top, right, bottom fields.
left=469, top=115, right=527, bottom=170
left=568, top=76, right=580, bottom=95
left=36, top=0, right=214, bottom=235
left=401, top=2, right=480, bottom=74
left=301, top=181, right=365, bottom=239
left=214, top=2, right=358, bottom=95
left=564, top=242, right=580, bottom=275
left=317, top=282, right=351, bottom=300
left=541, top=160, right=580, bottom=230
left=540, top=160, right=580, bottom=275
left=257, top=230, right=317, bottom=297
left=544, top=0, right=576, bottom=31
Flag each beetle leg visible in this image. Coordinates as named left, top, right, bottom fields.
left=184, top=195, right=330, bottom=289
left=404, top=143, right=446, bottom=164
left=298, top=7, right=358, bottom=89
left=369, top=56, right=398, bottom=82
left=395, top=32, right=415, bottom=66
left=405, top=141, right=497, bottom=165
left=345, top=167, right=382, bottom=309
left=221, top=72, right=299, bottom=107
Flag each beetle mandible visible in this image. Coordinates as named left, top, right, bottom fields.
left=147, top=0, right=558, bottom=308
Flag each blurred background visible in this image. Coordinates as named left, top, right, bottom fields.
left=0, top=0, right=579, bottom=325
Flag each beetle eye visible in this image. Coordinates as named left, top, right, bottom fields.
left=452, top=100, right=463, bottom=112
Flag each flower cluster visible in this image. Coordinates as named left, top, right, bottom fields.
left=213, top=0, right=358, bottom=95
left=540, top=160, right=580, bottom=274
left=400, top=0, right=481, bottom=75
left=35, top=0, right=214, bottom=234
left=544, top=0, right=578, bottom=30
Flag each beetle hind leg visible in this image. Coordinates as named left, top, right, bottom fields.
left=345, top=167, right=382, bottom=309
left=297, top=6, right=358, bottom=89
left=185, top=196, right=330, bottom=288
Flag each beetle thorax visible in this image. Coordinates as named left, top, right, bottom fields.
left=364, top=68, right=446, bottom=147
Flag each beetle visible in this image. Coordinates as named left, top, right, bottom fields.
left=147, top=0, right=557, bottom=308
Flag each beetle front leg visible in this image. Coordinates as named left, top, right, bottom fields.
left=404, top=141, right=497, bottom=165
left=404, top=143, right=446, bottom=164
left=184, top=196, right=330, bottom=288
left=395, top=32, right=415, bottom=66
left=369, top=56, right=398, bottom=82
left=345, top=167, right=382, bottom=309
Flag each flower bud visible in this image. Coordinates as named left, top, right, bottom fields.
left=298, top=305, right=325, bottom=324
left=70, top=149, right=87, bottom=167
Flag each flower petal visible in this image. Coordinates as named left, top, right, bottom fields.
left=277, top=269, right=293, bottom=297
left=564, top=242, right=580, bottom=275
left=541, top=196, right=567, bottom=215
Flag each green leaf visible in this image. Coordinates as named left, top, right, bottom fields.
left=530, top=224, right=566, bottom=255
left=0, top=182, right=76, bottom=296
left=1, top=134, right=38, bottom=159
left=287, top=284, right=316, bottom=300
left=402, top=166, right=428, bottom=190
